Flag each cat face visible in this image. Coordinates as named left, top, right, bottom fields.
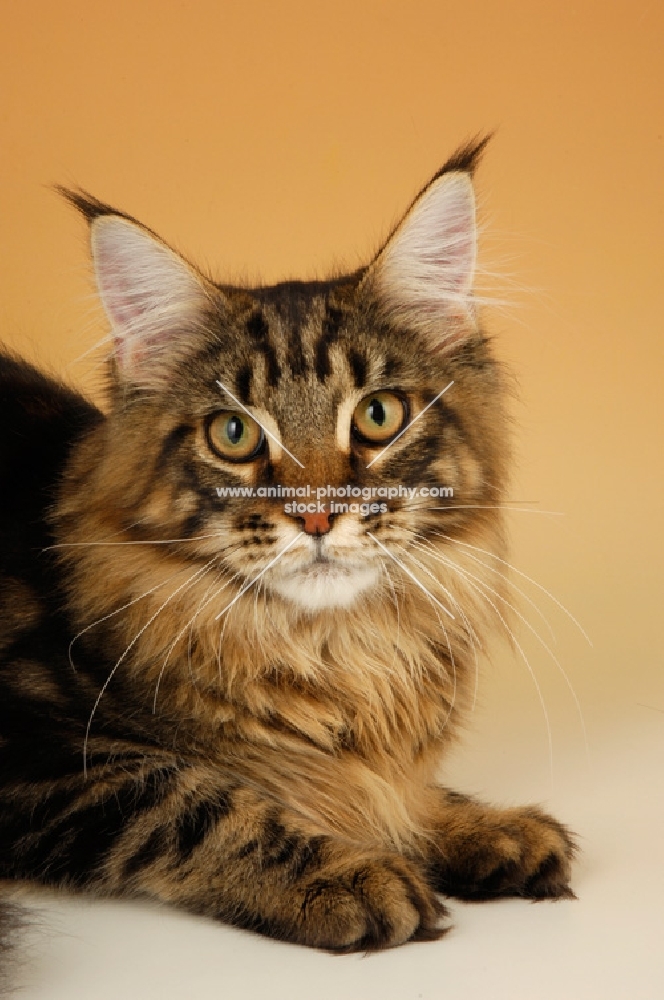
left=68, top=143, right=505, bottom=614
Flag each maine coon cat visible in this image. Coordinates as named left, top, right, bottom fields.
left=0, top=139, right=575, bottom=965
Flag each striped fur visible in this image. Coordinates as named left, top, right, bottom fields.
left=0, top=143, right=575, bottom=971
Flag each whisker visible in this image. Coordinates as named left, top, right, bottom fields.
left=406, top=541, right=555, bottom=782
left=405, top=534, right=482, bottom=709
left=418, top=536, right=590, bottom=759
left=413, top=537, right=588, bottom=758
left=397, top=503, right=564, bottom=517
left=436, top=533, right=592, bottom=646
left=381, top=565, right=401, bottom=661
left=42, top=518, right=146, bottom=554
left=426, top=530, right=556, bottom=643
left=214, top=534, right=304, bottom=622
left=403, top=533, right=482, bottom=651
left=187, top=563, right=228, bottom=679
left=216, top=569, right=244, bottom=683
left=83, top=559, right=215, bottom=774
left=68, top=574, right=177, bottom=672
left=390, top=542, right=458, bottom=735
left=152, top=561, right=232, bottom=713
left=367, top=533, right=454, bottom=620
left=253, top=578, right=269, bottom=663
left=45, top=531, right=229, bottom=550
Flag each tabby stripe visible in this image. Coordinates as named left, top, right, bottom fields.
left=123, top=825, right=169, bottom=878
left=20, top=765, right=179, bottom=882
left=314, top=305, right=343, bottom=382
left=286, top=323, right=307, bottom=378
left=0, top=786, right=74, bottom=866
left=179, top=509, right=206, bottom=540
left=232, top=815, right=324, bottom=877
left=235, top=838, right=259, bottom=860
left=348, top=350, right=368, bottom=388
left=435, top=400, right=464, bottom=437
left=382, top=355, right=401, bottom=381
left=155, top=424, right=193, bottom=474
left=176, top=792, right=232, bottom=862
left=246, top=311, right=281, bottom=387
left=290, top=836, right=325, bottom=881
left=235, top=365, right=253, bottom=404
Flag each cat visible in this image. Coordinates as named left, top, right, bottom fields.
left=0, top=138, right=575, bottom=967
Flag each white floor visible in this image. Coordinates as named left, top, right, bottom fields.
left=10, top=649, right=664, bottom=1000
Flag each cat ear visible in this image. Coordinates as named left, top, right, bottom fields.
left=366, top=170, right=478, bottom=350
left=90, top=214, right=211, bottom=387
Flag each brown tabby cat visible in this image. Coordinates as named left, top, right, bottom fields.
left=0, top=139, right=574, bottom=965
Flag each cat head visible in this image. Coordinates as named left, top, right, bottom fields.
left=61, top=137, right=506, bottom=614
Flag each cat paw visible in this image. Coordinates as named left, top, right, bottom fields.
left=296, top=854, right=448, bottom=951
left=432, top=806, right=577, bottom=901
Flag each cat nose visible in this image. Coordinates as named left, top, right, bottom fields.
left=293, top=510, right=334, bottom=536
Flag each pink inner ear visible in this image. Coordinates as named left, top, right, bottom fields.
left=90, top=215, right=208, bottom=383
left=417, top=176, right=476, bottom=294
left=373, top=171, right=477, bottom=345
left=434, top=222, right=474, bottom=293
left=103, top=271, right=149, bottom=330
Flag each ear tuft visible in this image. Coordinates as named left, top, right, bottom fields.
left=56, top=185, right=126, bottom=224
left=89, top=214, right=210, bottom=387
left=433, top=133, right=491, bottom=177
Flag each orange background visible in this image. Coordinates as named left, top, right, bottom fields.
left=1, top=0, right=663, bottom=793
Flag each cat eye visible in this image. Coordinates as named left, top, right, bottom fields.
left=351, top=391, right=408, bottom=445
left=206, top=411, right=265, bottom=462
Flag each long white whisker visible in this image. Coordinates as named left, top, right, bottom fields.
left=414, top=538, right=589, bottom=760
left=390, top=543, right=458, bottom=735
left=438, top=533, right=592, bottom=646
left=46, top=531, right=228, bottom=550
left=187, top=563, right=228, bottom=679
left=415, top=542, right=554, bottom=782
left=152, top=563, right=232, bottom=713
left=381, top=565, right=401, bottom=663
left=83, top=560, right=214, bottom=775
left=69, top=575, right=175, bottom=673
left=426, top=530, right=556, bottom=643
left=402, top=535, right=482, bottom=708
left=367, top=533, right=454, bottom=619
left=253, top=578, right=269, bottom=663
left=216, top=569, right=245, bottom=683
left=408, top=534, right=484, bottom=652
left=214, top=533, right=304, bottom=621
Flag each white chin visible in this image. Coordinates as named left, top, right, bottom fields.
left=270, top=562, right=381, bottom=611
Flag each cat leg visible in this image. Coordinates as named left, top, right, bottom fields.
left=2, top=754, right=446, bottom=951
left=421, top=789, right=577, bottom=901
left=110, top=776, right=447, bottom=951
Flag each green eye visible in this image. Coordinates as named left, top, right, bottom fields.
left=352, top=391, right=407, bottom=444
left=207, top=411, right=264, bottom=461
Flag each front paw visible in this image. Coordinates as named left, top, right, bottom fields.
left=432, top=806, right=577, bottom=901
left=296, top=854, right=449, bottom=951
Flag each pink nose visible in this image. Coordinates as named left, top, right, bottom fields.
left=298, top=510, right=333, bottom=536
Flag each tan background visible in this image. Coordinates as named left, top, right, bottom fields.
left=2, top=2, right=664, bottom=996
